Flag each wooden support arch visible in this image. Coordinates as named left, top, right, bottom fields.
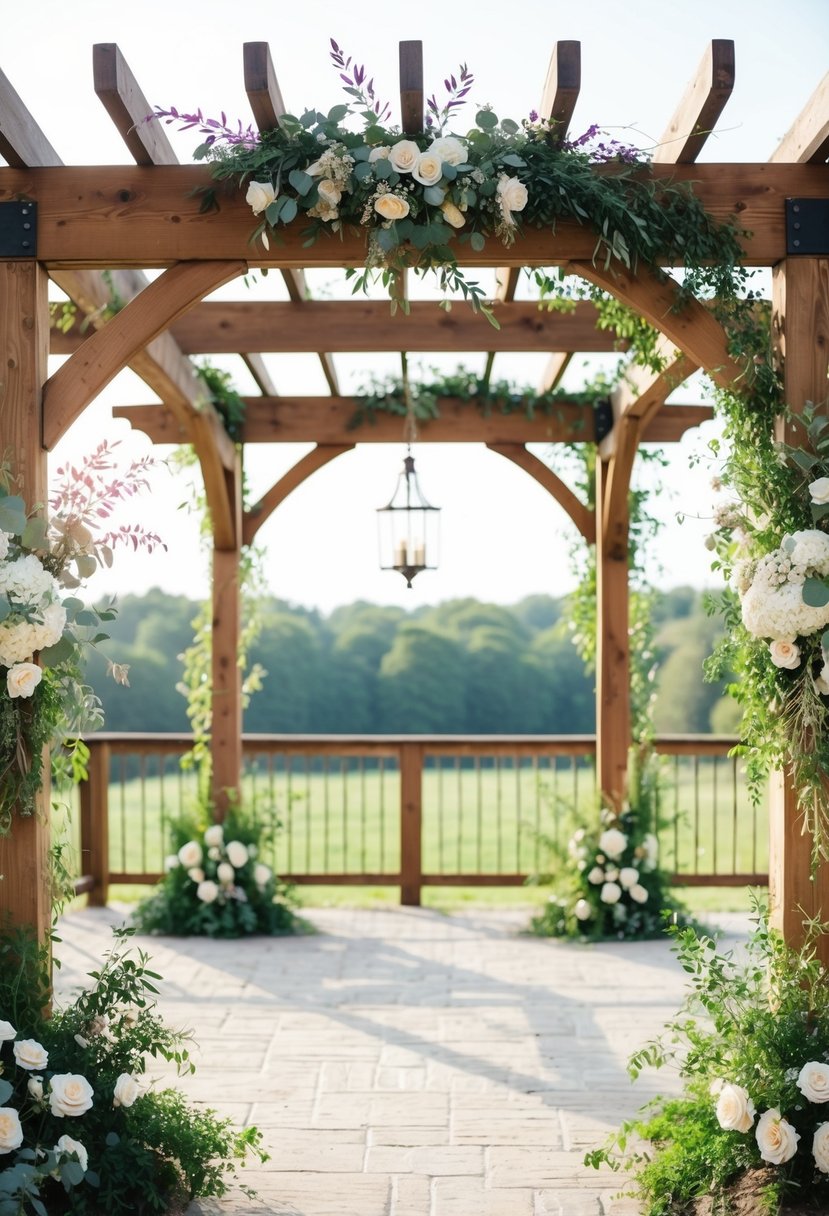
left=243, top=445, right=355, bottom=546
left=486, top=444, right=595, bottom=543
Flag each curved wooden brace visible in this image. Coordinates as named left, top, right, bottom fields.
left=42, top=259, right=246, bottom=448
left=567, top=261, right=743, bottom=390
left=242, top=444, right=355, bottom=547
left=486, top=443, right=595, bottom=543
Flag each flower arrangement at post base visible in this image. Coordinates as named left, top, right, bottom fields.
left=587, top=901, right=829, bottom=1215
left=0, top=443, right=164, bottom=831
left=0, top=924, right=266, bottom=1214
left=133, top=802, right=298, bottom=939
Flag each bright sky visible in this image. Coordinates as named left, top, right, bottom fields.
left=5, top=0, right=827, bottom=612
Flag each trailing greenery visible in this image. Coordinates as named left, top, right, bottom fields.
left=588, top=901, right=829, bottom=1214
left=195, top=362, right=246, bottom=442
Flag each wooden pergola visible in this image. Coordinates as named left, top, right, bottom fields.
left=0, top=39, right=827, bottom=952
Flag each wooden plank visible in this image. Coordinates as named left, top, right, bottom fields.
left=486, top=444, right=594, bottom=541
left=0, top=263, right=51, bottom=944
left=399, top=742, right=423, bottom=905
left=243, top=42, right=286, bottom=132
left=538, top=352, right=572, bottom=393
left=399, top=41, right=424, bottom=133
left=93, top=44, right=178, bottom=166
left=78, top=741, right=110, bottom=907
left=594, top=461, right=630, bottom=807
left=0, top=66, right=61, bottom=166
left=653, top=40, right=735, bottom=164
left=161, top=299, right=620, bottom=354
left=770, top=71, right=829, bottom=163
left=212, top=511, right=243, bottom=814
left=242, top=352, right=278, bottom=396
left=539, top=41, right=581, bottom=131
left=243, top=445, right=354, bottom=545
left=1, top=163, right=823, bottom=268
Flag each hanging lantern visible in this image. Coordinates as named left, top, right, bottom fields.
left=377, top=448, right=440, bottom=587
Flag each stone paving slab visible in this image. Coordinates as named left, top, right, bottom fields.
left=53, top=905, right=750, bottom=1216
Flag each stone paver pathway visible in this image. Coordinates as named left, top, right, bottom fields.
left=54, top=906, right=748, bottom=1216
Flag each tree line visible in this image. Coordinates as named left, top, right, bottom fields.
left=85, top=587, right=738, bottom=737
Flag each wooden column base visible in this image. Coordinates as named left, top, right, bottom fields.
left=768, top=770, right=829, bottom=966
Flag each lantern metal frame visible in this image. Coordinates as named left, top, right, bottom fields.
left=376, top=448, right=441, bottom=587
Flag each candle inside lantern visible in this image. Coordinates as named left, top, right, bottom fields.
left=394, top=539, right=408, bottom=566
left=413, top=543, right=425, bottom=566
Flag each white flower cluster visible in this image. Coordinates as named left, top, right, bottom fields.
left=168, top=823, right=272, bottom=906
left=0, top=553, right=66, bottom=666
left=567, top=826, right=659, bottom=926
left=740, top=531, right=829, bottom=642
left=711, top=1061, right=829, bottom=1172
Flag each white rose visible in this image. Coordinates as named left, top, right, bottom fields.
left=177, top=840, right=202, bottom=868
left=13, top=1038, right=48, bottom=1071
left=304, top=157, right=325, bottom=176
left=642, top=832, right=659, bottom=869
left=769, top=639, right=801, bottom=669
left=0, top=1107, right=23, bottom=1154
left=245, top=180, right=276, bottom=216
left=225, top=841, right=249, bottom=868
left=0, top=1021, right=15, bottom=1042
left=112, top=1073, right=139, bottom=1109
left=254, top=863, right=272, bottom=886
left=6, top=663, right=42, bottom=699
left=412, top=152, right=444, bottom=186
left=797, top=1060, right=829, bottom=1103
left=497, top=174, right=529, bottom=224
left=54, top=1134, right=88, bottom=1173
left=604, top=866, right=619, bottom=882
left=204, top=824, right=224, bottom=847
left=574, top=898, right=592, bottom=921
left=587, top=866, right=605, bottom=885
left=317, top=179, right=342, bottom=207
left=429, top=136, right=466, bottom=165
left=27, top=1076, right=43, bottom=1100
left=810, top=477, right=829, bottom=505
left=187, top=867, right=205, bottom=884
left=49, top=1074, right=94, bottom=1118
left=813, top=1122, right=829, bottom=1173
left=629, top=884, right=649, bottom=904
left=600, top=881, right=622, bottom=904
left=388, top=139, right=421, bottom=174
left=217, top=862, right=235, bottom=884
left=163, top=854, right=178, bottom=872
left=368, top=146, right=390, bottom=163
left=374, top=193, right=410, bottom=221
left=619, top=866, right=640, bottom=889
left=598, top=828, right=627, bottom=860
left=196, top=880, right=219, bottom=904
left=716, top=1082, right=755, bottom=1132
left=756, top=1108, right=800, bottom=1164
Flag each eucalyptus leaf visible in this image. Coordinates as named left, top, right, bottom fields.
left=280, top=198, right=298, bottom=224
left=374, top=159, right=393, bottom=180
left=0, top=495, right=26, bottom=536
left=790, top=448, right=819, bottom=471
left=470, top=232, right=486, bottom=252
left=0, top=598, right=9, bottom=623
left=476, top=110, right=498, bottom=130
left=75, top=554, right=97, bottom=580
left=353, top=161, right=374, bottom=181
left=0, top=1080, right=11, bottom=1104
left=423, top=186, right=446, bottom=206
left=327, top=104, right=350, bottom=123
left=500, top=153, right=526, bottom=168
left=74, top=610, right=98, bottom=626
left=811, top=502, right=829, bottom=522
left=288, top=168, right=313, bottom=196
left=21, top=516, right=47, bottom=551
left=802, top=577, right=829, bottom=608
left=38, top=635, right=76, bottom=666
left=500, top=119, right=520, bottom=135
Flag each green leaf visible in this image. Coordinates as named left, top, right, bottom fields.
left=500, top=153, right=526, bottom=168
left=39, top=635, right=76, bottom=667
left=803, top=576, right=829, bottom=608
left=327, top=104, right=350, bottom=123
left=500, top=119, right=520, bottom=135
left=476, top=109, right=498, bottom=130
left=821, top=630, right=829, bottom=658
left=0, top=495, right=26, bottom=535
left=74, top=609, right=98, bottom=626
left=280, top=197, right=298, bottom=224
left=21, top=516, right=47, bottom=550
left=61, top=596, right=85, bottom=618
left=0, top=1080, right=11, bottom=1104
left=75, top=553, right=97, bottom=580
left=441, top=162, right=458, bottom=181
left=470, top=232, right=486, bottom=252
left=811, top=502, right=829, bottom=522
left=790, top=448, right=818, bottom=471
left=364, top=126, right=386, bottom=145
left=353, top=161, right=374, bottom=181
left=288, top=168, right=313, bottom=196
left=0, top=598, right=9, bottom=623
left=374, top=159, right=393, bottom=180
left=423, top=185, right=446, bottom=206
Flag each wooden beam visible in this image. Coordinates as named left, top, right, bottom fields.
left=538, top=352, right=572, bottom=394
left=212, top=509, right=243, bottom=814
left=399, top=41, right=424, bottom=134
left=243, top=445, right=354, bottom=545
left=770, top=71, right=829, bottom=163
left=595, top=461, right=630, bottom=807
left=599, top=335, right=697, bottom=458
left=2, top=164, right=822, bottom=268
left=93, top=44, right=178, bottom=166
left=43, top=259, right=245, bottom=449
left=539, top=41, right=581, bottom=132
left=0, top=66, right=61, bottom=167
left=486, top=444, right=594, bottom=541
left=652, top=40, right=735, bottom=164
left=242, top=352, right=278, bottom=396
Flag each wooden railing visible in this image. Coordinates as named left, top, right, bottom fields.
left=73, top=733, right=768, bottom=905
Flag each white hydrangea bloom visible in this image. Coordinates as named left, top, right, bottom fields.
left=0, top=555, right=66, bottom=665
left=740, top=533, right=829, bottom=640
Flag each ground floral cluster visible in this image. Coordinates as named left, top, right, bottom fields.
left=133, top=805, right=298, bottom=938
left=589, top=903, right=829, bottom=1214
left=0, top=926, right=264, bottom=1215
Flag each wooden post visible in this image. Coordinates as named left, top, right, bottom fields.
left=399, top=742, right=423, bottom=905
left=770, top=257, right=829, bottom=957
left=595, top=461, right=631, bottom=806
left=78, top=740, right=110, bottom=907
left=210, top=459, right=243, bottom=817
left=0, top=261, right=51, bottom=941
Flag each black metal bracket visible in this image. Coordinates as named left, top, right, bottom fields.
left=0, top=201, right=37, bottom=258
left=593, top=397, right=614, bottom=445
left=786, top=198, right=829, bottom=256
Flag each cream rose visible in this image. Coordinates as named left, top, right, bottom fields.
left=187, top=867, right=205, bottom=884
left=113, top=1073, right=140, bottom=1109
left=769, top=639, right=801, bottom=670
left=388, top=139, right=421, bottom=174
left=497, top=174, right=529, bottom=224
left=368, top=146, right=391, bottom=163
left=715, top=1082, right=755, bottom=1133
left=810, top=477, right=829, bottom=505
left=619, top=866, right=639, bottom=889
left=204, top=824, right=223, bottom=847
left=440, top=200, right=465, bottom=228
left=13, top=1038, right=48, bottom=1071
left=0, top=1108, right=23, bottom=1154
left=49, top=1074, right=94, bottom=1118
left=254, top=863, right=272, bottom=886
left=429, top=136, right=466, bottom=165
left=755, top=1108, right=800, bottom=1164
left=196, top=880, right=219, bottom=904
left=629, top=883, right=649, bottom=904
left=600, top=881, right=622, bottom=904
left=598, top=828, right=627, bottom=860
left=208, top=845, right=221, bottom=860
left=217, top=862, right=235, bottom=884
left=0, top=1021, right=15, bottom=1042
left=374, top=193, right=410, bottom=221
left=177, top=840, right=202, bottom=868
left=412, top=152, right=443, bottom=186
left=226, top=840, right=249, bottom=868
left=813, top=1122, right=829, bottom=1173
left=317, top=179, right=342, bottom=207
left=27, top=1075, right=43, bottom=1101
left=304, top=157, right=325, bottom=177
left=586, top=865, right=605, bottom=885
left=55, top=1134, right=88, bottom=1173
left=163, top=854, right=178, bottom=871
left=574, top=898, right=592, bottom=921
left=245, top=180, right=276, bottom=216
left=797, top=1060, right=829, bottom=1103
left=6, top=663, right=42, bottom=699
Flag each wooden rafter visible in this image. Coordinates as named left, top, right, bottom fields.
left=538, top=352, right=573, bottom=394
left=242, top=353, right=279, bottom=396
left=399, top=41, right=423, bottom=133
left=93, top=44, right=178, bottom=166
left=243, top=445, right=355, bottom=546
left=652, top=40, right=735, bottom=164
left=0, top=66, right=61, bottom=166
left=770, top=71, right=829, bottom=163
left=486, top=444, right=594, bottom=542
